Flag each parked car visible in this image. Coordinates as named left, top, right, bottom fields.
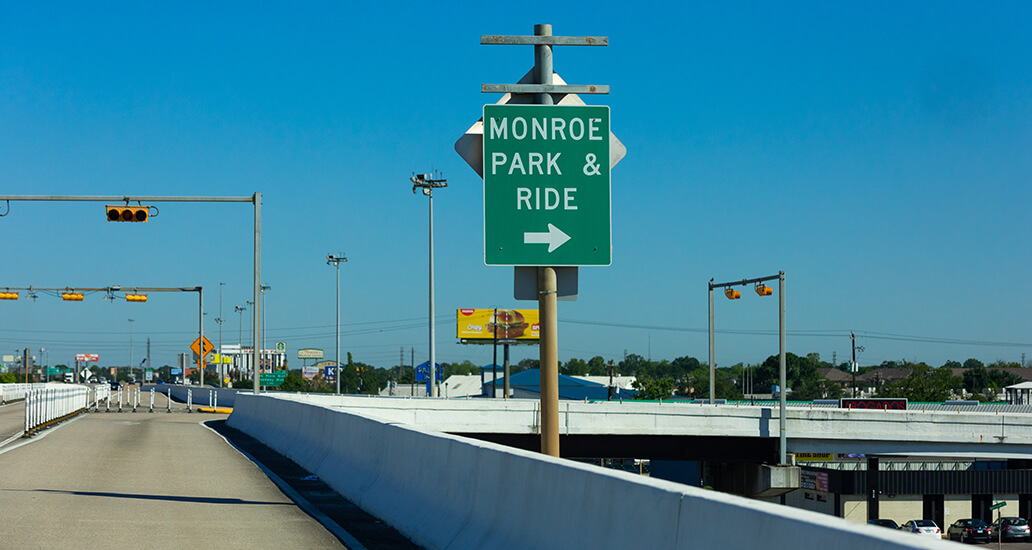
left=901, top=519, right=941, bottom=539
left=947, top=518, right=991, bottom=543
left=867, top=519, right=900, bottom=529
left=990, top=517, right=1030, bottom=542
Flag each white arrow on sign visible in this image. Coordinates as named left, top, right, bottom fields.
left=524, top=224, right=571, bottom=253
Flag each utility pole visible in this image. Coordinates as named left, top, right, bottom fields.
left=851, top=333, right=863, bottom=398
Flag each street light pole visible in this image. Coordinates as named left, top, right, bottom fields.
left=327, top=254, right=347, bottom=395
left=216, top=282, right=225, bottom=387
left=246, top=300, right=254, bottom=380
left=260, top=284, right=270, bottom=378
left=234, top=305, right=246, bottom=382
left=411, top=173, right=447, bottom=398
left=128, top=318, right=134, bottom=384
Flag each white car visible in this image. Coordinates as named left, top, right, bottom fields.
left=901, top=519, right=941, bottom=539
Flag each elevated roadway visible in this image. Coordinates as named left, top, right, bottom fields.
left=271, top=394, right=1032, bottom=461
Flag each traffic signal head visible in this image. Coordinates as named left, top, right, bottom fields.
left=106, top=205, right=149, bottom=222
left=0, top=291, right=18, bottom=300
left=125, top=293, right=148, bottom=302
left=62, top=292, right=85, bottom=301
left=724, top=287, right=741, bottom=300
left=755, top=283, right=773, bottom=296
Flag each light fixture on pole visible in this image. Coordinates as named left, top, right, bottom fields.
left=411, top=172, right=447, bottom=397
left=326, top=254, right=347, bottom=395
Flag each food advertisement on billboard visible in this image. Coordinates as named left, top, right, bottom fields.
left=457, top=309, right=539, bottom=341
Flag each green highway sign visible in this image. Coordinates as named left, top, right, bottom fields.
left=990, top=501, right=1007, bottom=511
left=483, top=104, right=611, bottom=266
left=259, top=371, right=287, bottom=387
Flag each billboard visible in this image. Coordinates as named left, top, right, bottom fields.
left=840, top=398, right=907, bottom=410
left=457, top=309, right=539, bottom=341
left=298, top=348, right=324, bottom=359
left=76, top=353, right=99, bottom=362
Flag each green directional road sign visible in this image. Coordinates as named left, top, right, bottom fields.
left=259, top=371, right=287, bottom=387
left=483, top=104, right=611, bottom=266
left=990, top=501, right=1007, bottom=511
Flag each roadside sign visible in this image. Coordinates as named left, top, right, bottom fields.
left=275, top=341, right=286, bottom=353
left=990, top=501, right=1006, bottom=511
left=455, top=70, right=626, bottom=178
left=483, top=104, right=611, bottom=266
left=190, top=336, right=214, bottom=357
left=259, top=371, right=287, bottom=387
left=298, top=348, right=324, bottom=359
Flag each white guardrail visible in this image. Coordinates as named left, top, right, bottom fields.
left=0, top=383, right=49, bottom=404
left=228, top=394, right=951, bottom=550
left=24, top=385, right=89, bottom=433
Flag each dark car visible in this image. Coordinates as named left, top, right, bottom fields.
left=109, top=380, right=121, bottom=390
left=948, top=518, right=991, bottom=543
left=990, top=517, right=1030, bottom=541
left=867, top=519, right=900, bottom=529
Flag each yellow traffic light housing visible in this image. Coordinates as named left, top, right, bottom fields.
left=125, top=293, right=148, bottom=302
left=0, top=291, right=18, bottom=300
left=106, top=205, right=149, bottom=222
left=724, top=287, right=741, bottom=300
left=755, top=283, right=773, bottom=296
left=62, top=292, right=85, bottom=301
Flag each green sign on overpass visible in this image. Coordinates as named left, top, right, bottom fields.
left=482, top=104, right=611, bottom=266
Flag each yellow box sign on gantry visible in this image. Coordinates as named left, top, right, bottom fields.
left=457, top=308, right=539, bottom=341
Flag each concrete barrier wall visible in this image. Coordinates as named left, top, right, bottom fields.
left=155, top=385, right=242, bottom=408
left=228, top=394, right=948, bottom=550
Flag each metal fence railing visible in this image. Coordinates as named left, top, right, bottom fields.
left=24, top=385, right=88, bottom=434
left=0, top=383, right=49, bottom=404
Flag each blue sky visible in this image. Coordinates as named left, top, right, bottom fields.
left=2, top=2, right=1030, bottom=372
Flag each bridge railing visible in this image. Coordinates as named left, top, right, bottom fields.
left=24, top=385, right=88, bottom=434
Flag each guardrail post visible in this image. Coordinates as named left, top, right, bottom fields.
left=167, top=389, right=172, bottom=413
left=187, top=389, right=192, bottom=413
left=214, top=391, right=218, bottom=410
left=132, top=387, right=137, bottom=413
left=149, top=389, right=154, bottom=412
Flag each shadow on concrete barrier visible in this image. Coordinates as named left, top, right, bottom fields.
left=227, top=394, right=949, bottom=550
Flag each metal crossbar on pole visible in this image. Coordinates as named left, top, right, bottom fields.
left=708, top=271, right=787, bottom=465
left=0, top=192, right=262, bottom=395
